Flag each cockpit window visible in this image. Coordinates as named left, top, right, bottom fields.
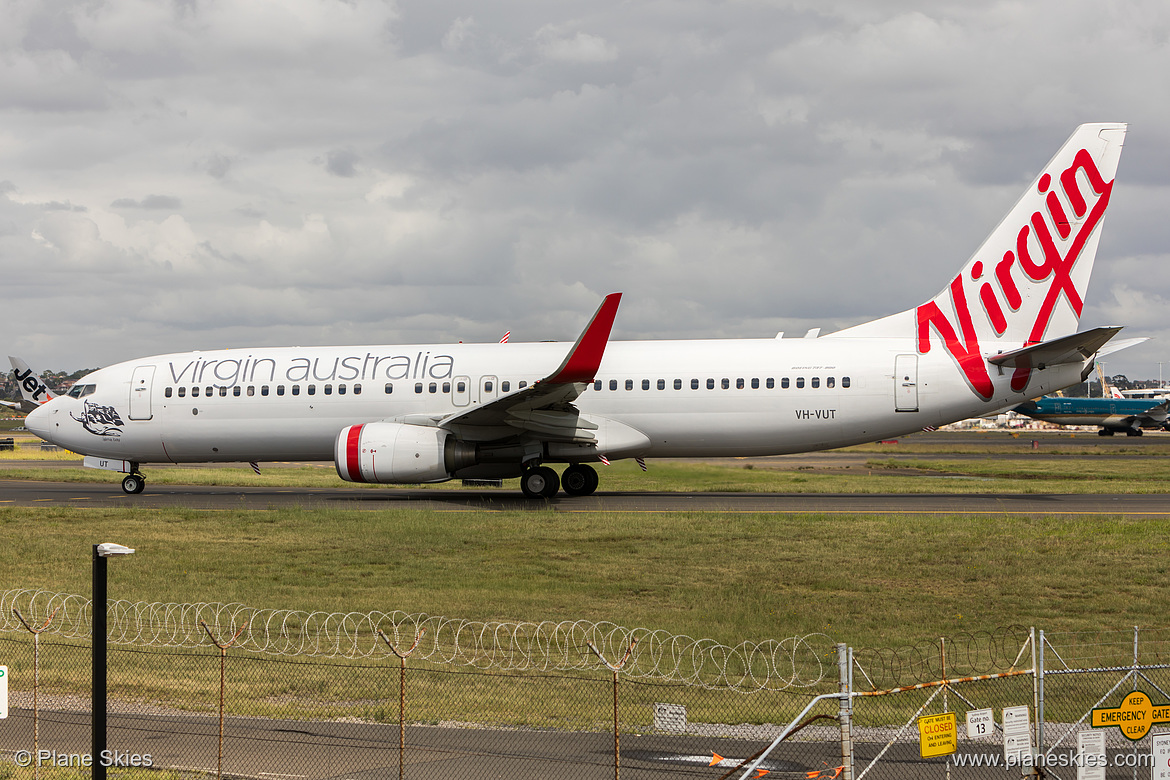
left=67, top=384, right=97, bottom=398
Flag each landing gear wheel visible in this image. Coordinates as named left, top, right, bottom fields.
left=561, top=464, right=599, bottom=497
left=1127, top=428, right=1143, bottom=437
left=1099, top=429, right=1115, bottom=436
left=121, top=474, right=146, bottom=494
left=520, top=466, right=560, bottom=499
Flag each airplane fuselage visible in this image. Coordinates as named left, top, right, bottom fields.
left=33, top=336, right=1083, bottom=466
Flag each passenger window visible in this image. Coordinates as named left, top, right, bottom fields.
left=385, top=383, right=393, bottom=394
left=261, top=386, right=270, bottom=396
left=519, top=381, right=528, bottom=389
left=721, top=378, right=729, bottom=390
left=456, top=381, right=465, bottom=393
left=751, top=378, right=759, bottom=389
left=673, top=379, right=682, bottom=390
left=691, top=379, right=699, bottom=390
left=843, top=376, right=851, bottom=388
left=205, top=387, right=213, bottom=397
left=428, top=383, right=436, bottom=394
left=178, top=387, right=186, bottom=398
left=291, top=385, right=300, bottom=396
left=192, top=387, right=200, bottom=398
left=796, top=377, right=805, bottom=389
left=338, top=384, right=347, bottom=395
left=442, top=382, right=451, bottom=393
left=415, top=383, right=423, bottom=394
left=766, top=378, right=775, bottom=389
left=325, top=384, right=333, bottom=395
left=625, top=379, right=633, bottom=391
left=354, top=384, right=362, bottom=395
left=247, top=386, right=255, bottom=396
left=658, top=379, right=666, bottom=391
left=276, top=385, right=285, bottom=396
left=811, top=377, right=820, bottom=389
left=827, top=377, right=835, bottom=388
left=609, top=380, right=617, bottom=391
left=501, top=381, right=510, bottom=392
left=233, top=386, right=241, bottom=397
left=707, top=378, right=715, bottom=390
left=642, top=379, right=650, bottom=391
left=165, top=387, right=173, bottom=398
left=781, top=378, right=789, bottom=389
left=307, top=385, right=316, bottom=395
left=219, top=387, right=227, bottom=397
left=484, top=381, right=493, bottom=393
left=736, top=378, right=745, bottom=389
left=594, top=380, right=602, bottom=391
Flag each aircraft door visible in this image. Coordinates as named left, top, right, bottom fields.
left=129, top=365, right=155, bottom=420
left=894, top=355, right=918, bottom=412
left=478, top=375, right=499, bottom=405
left=453, top=376, right=471, bottom=407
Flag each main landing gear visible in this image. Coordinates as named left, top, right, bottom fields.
left=121, top=469, right=146, bottom=494
left=519, top=464, right=600, bottom=499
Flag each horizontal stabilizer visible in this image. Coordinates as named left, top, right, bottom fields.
left=987, top=326, right=1122, bottom=370
left=1096, top=336, right=1149, bottom=359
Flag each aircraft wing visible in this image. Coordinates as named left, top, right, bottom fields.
left=987, top=327, right=1123, bottom=370
left=435, top=293, right=622, bottom=443
left=1137, top=400, right=1170, bottom=426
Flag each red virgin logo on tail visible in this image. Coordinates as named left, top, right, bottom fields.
left=916, top=148, right=1114, bottom=400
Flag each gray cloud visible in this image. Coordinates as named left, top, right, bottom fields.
left=0, top=0, right=1167, bottom=380
left=325, top=149, right=360, bottom=178
left=110, top=195, right=183, bottom=210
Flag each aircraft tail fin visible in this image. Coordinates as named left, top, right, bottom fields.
left=833, top=123, right=1126, bottom=344
left=829, top=124, right=1127, bottom=400
left=8, top=356, right=56, bottom=412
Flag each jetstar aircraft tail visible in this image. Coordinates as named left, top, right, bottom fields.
left=829, top=123, right=1127, bottom=399
left=8, top=356, right=56, bottom=414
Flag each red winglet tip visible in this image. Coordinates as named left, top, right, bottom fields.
left=547, top=293, right=622, bottom=384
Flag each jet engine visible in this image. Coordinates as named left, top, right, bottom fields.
left=335, top=422, right=476, bottom=484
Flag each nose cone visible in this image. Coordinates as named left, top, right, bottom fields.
left=24, top=401, right=52, bottom=440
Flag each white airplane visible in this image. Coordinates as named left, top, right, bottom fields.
left=26, top=123, right=1130, bottom=497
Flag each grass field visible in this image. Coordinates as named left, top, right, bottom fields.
left=2, top=444, right=1168, bottom=738
left=2, top=436, right=1169, bottom=649
left=1, top=501, right=1166, bottom=649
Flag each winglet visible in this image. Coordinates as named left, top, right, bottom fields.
left=546, top=293, right=622, bottom=384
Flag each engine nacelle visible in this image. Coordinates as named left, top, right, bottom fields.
left=335, top=422, right=476, bottom=484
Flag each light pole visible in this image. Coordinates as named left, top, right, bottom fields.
left=93, top=543, right=134, bottom=779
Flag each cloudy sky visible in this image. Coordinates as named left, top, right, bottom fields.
left=3, top=0, right=1169, bottom=379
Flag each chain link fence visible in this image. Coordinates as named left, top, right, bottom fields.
left=1, top=589, right=1169, bottom=779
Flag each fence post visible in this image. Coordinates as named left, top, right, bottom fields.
left=837, top=643, right=854, bottom=780
left=1036, top=629, right=1045, bottom=769
left=13, top=606, right=60, bottom=780
left=378, top=628, right=426, bottom=780
left=588, top=638, right=637, bottom=780
left=200, top=620, right=249, bottom=780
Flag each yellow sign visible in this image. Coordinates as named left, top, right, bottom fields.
left=918, top=712, right=957, bottom=758
left=1091, top=690, right=1170, bottom=741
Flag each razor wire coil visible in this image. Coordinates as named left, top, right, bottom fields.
left=1, top=588, right=834, bottom=692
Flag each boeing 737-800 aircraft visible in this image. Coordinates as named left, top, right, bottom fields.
left=24, top=124, right=1131, bottom=497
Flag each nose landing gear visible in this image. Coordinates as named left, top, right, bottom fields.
left=121, top=468, right=146, bottom=494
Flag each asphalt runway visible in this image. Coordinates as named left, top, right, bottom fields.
left=0, top=704, right=993, bottom=779
left=3, top=428, right=1170, bottom=513
left=1, top=478, right=1168, bottom=515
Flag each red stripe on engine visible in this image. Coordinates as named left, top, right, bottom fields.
left=345, top=425, right=366, bottom=482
